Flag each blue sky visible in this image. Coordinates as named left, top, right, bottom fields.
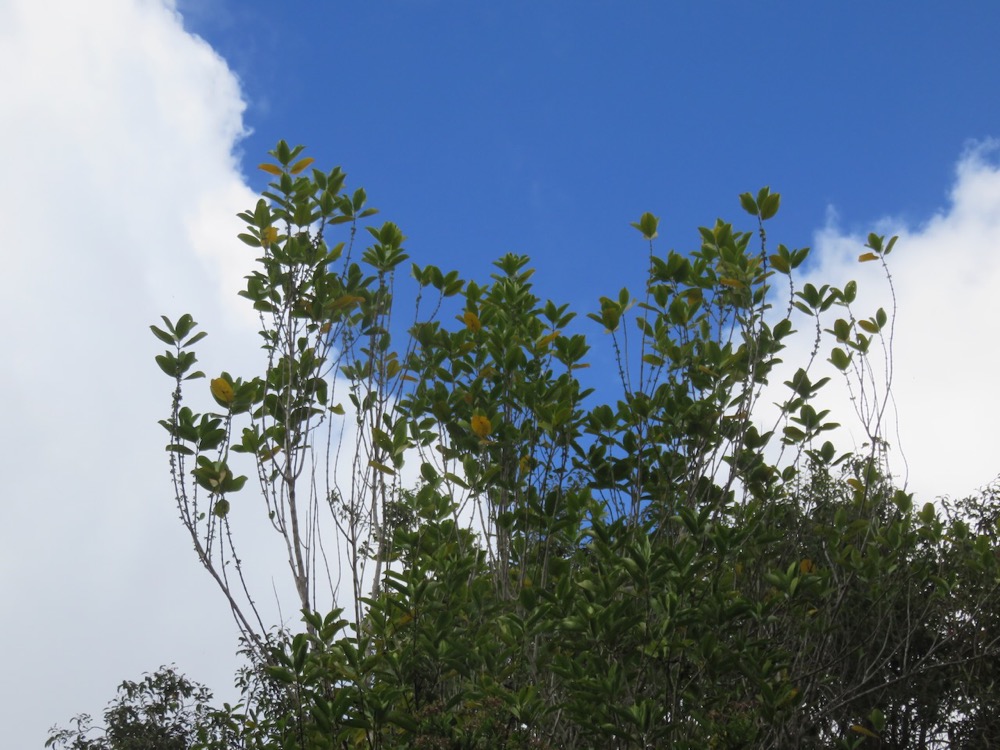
left=180, top=1, right=1000, bottom=300
left=3, top=1, right=1000, bottom=746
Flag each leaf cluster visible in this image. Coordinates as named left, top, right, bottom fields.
left=139, top=146, right=1000, bottom=748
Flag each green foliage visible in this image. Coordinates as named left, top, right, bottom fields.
left=144, top=143, right=1000, bottom=748
left=46, top=666, right=237, bottom=750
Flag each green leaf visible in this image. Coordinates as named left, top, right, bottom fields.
left=444, top=472, right=469, bottom=489
left=870, top=708, right=886, bottom=733
left=369, top=460, right=396, bottom=476
left=830, top=347, right=851, bottom=371
left=783, top=425, right=806, bottom=442
left=843, top=279, right=857, bottom=303
left=769, top=253, right=790, bottom=274
left=155, top=353, right=177, bottom=377
left=386, top=711, right=419, bottom=733
left=174, top=314, right=196, bottom=340
left=759, top=192, right=781, bottom=220
left=858, top=319, right=879, bottom=334
left=420, top=462, right=438, bottom=482
left=264, top=665, right=295, bottom=684
left=150, top=325, right=175, bottom=345
left=630, top=212, right=659, bottom=240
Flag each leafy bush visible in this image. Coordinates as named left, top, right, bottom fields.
left=137, top=143, right=1000, bottom=748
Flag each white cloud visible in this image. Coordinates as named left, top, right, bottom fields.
left=2, top=0, right=998, bottom=745
left=770, top=140, right=1000, bottom=502
left=0, top=0, right=259, bottom=744
left=0, top=6, right=482, bottom=744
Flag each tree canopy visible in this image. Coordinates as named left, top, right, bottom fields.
left=53, top=142, right=1000, bottom=749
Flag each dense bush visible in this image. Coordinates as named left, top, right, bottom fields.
left=54, top=142, right=999, bottom=749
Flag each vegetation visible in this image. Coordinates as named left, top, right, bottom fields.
left=45, top=666, right=236, bottom=750
left=52, top=142, right=1000, bottom=748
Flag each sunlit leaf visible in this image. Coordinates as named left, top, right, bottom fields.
left=739, top=193, right=758, bottom=215
left=328, top=295, right=365, bottom=311
left=258, top=163, right=283, bottom=176
left=630, top=211, right=659, bottom=240
left=769, top=253, right=790, bottom=274
left=211, top=377, right=235, bottom=405
left=536, top=330, right=560, bottom=349
left=463, top=310, right=482, bottom=332
left=759, top=192, right=781, bottom=220
left=471, top=414, right=492, bottom=439
left=289, top=157, right=315, bottom=175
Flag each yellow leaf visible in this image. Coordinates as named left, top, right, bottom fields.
left=261, top=226, right=278, bottom=248
left=858, top=252, right=879, bottom=262
left=799, top=558, right=815, bottom=575
left=471, top=414, right=492, bottom=439
left=519, top=455, right=532, bottom=475
left=850, top=725, right=878, bottom=738
left=463, top=310, right=482, bottom=332
left=258, top=162, right=283, bottom=176
left=289, top=156, right=315, bottom=175
left=328, top=295, right=365, bottom=311
left=210, top=377, right=235, bottom=405
left=536, top=330, right=560, bottom=349
left=847, top=477, right=864, bottom=493
left=719, top=277, right=746, bottom=289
